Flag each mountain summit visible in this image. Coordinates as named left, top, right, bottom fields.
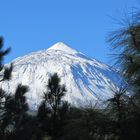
left=47, top=42, right=78, bottom=54
left=1, top=43, right=122, bottom=110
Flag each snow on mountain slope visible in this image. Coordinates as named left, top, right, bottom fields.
left=1, top=42, right=122, bottom=110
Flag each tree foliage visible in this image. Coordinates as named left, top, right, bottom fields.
left=37, top=73, right=68, bottom=138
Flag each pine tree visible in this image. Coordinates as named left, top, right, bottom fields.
left=0, top=37, right=13, bottom=139
left=107, top=11, right=140, bottom=140
left=107, top=87, right=129, bottom=140
left=0, top=37, right=12, bottom=112
left=37, top=73, right=67, bottom=138
left=0, top=37, right=30, bottom=140
left=0, top=37, right=13, bottom=82
left=46, top=73, right=66, bottom=120
left=107, top=15, right=140, bottom=93
left=1, top=84, right=29, bottom=139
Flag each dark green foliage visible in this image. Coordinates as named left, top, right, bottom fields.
left=37, top=100, right=52, bottom=135
left=45, top=73, right=66, bottom=110
left=0, top=84, right=29, bottom=139
left=58, top=101, right=70, bottom=120
left=107, top=17, right=140, bottom=92
left=12, top=114, right=44, bottom=140
left=107, top=10, right=140, bottom=140
left=37, top=73, right=67, bottom=138
left=0, top=37, right=13, bottom=139
left=0, top=36, right=49, bottom=140
left=107, top=87, right=129, bottom=121
left=3, top=64, right=13, bottom=81
left=0, top=88, right=6, bottom=109
left=0, top=37, right=12, bottom=81
left=0, top=82, right=43, bottom=140
left=0, top=37, right=12, bottom=127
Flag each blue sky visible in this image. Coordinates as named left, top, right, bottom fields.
left=0, top=0, right=138, bottom=64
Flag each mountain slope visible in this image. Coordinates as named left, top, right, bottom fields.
left=1, top=42, right=122, bottom=109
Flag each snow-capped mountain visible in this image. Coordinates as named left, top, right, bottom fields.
left=1, top=42, right=122, bottom=109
